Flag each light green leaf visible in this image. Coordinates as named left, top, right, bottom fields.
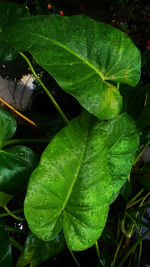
left=2, top=15, right=141, bottom=119
left=16, top=232, right=65, bottom=267
left=0, top=108, right=16, bottom=148
left=0, top=191, right=13, bottom=208
left=24, top=112, right=139, bottom=251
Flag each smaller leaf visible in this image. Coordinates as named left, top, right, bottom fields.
left=101, top=227, right=117, bottom=246
left=0, top=146, right=38, bottom=194
left=0, top=108, right=17, bottom=148
left=120, top=180, right=132, bottom=200
left=16, top=232, right=65, bottom=267
left=0, top=191, right=13, bottom=208
left=0, top=221, right=13, bottom=267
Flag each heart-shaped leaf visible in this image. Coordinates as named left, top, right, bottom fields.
left=24, top=112, right=139, bottom=251
left=0, top=2, right=30, bottom=62
left=2, top=15, right=141, bottom=119
left=16, top=232, right=65, bottom=267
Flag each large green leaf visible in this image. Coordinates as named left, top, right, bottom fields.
left=0, top=2, right=30, bottom=61
left=24, top=112, right=139, bottom=251
left=0, top=146, right=38, bottom=194
left=16, top=232, right=65, bottom=267
left=2, top=15, right=141, bottom=119
left=0, top=222, right=12, bottom=267
left=0, top=108, right=16, bottom=148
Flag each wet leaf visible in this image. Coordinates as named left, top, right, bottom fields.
left=2, top=15, right=141, bottom=119
left=24, top=112, right=139, bottom=251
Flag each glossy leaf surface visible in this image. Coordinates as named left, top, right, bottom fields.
left=16, top=232, right=65, bottom=267
left=0, top=2, right=30, bottom=61
left=0, top=222, right=12, bottom=267
left=3, top=15, right=141, bottom=119
left=0, top=146, right=38, bottom=194
left=24, top=112, right=139, bottom=251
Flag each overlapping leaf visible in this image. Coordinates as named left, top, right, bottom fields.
left=2, top=15, right=141, bottom=119
left=24, top=112, right=139, bottom=251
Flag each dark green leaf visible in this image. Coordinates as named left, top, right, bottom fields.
left=0, top=2, right=30, bottom=61
left=120, top=180, right=132, bottom=200
left=3, top=15, right=141, bottom=119
left=98, top=247, right=113, bottom=267
left=101, top=227, right=117, bottom=246
left=0, top=222, right=12, bottom=267
left=24, top=112, right=139, bottom=251
left=0, top=191, right=13, bottom=208
left=0, top=146, right=38, bottom=194
left=0, top=108, right=16, bottom=148
left=16, top=232, right=65, bottom=267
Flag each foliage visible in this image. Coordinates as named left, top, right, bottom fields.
left=0, top=1, right=150, bottom=267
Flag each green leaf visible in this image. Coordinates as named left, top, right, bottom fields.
left=0, top=146, right=38, bottom=194
left=3, top=15, right=141, bottom=119
left=24, top=112, right=139, bottom=251
left=0, top=191, right=13, bottom=208
left=0, top=108, right=16, bottom=148
left=16, top=232, right=65, bottom=267
left=0, top=2, right=30, bottom=61
left=0, top=222, right=12, bottom=267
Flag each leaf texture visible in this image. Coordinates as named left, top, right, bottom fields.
left=2, top=15, right=141, bottom=119
left=24, top=112, right=139, bottom=251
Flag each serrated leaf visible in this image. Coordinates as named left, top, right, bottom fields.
left=0, top=2, right=30, bottom=62
left=16, top=232, right=65, bottom=267
left=24, top=112, right=139, bottom=251
left=2, top=15, right=141, bottom=119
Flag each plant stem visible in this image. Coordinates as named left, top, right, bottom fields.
left=0, top=97, right=37, bottom=128
left=95, top=240, right=100, bottom=261
left=2, top=138, right=50, bottom=148
left=117, top=229, right=150, bottom=267
left=127, top=189, right=144, bottom=206
left=133, top=139, right=150, bottom=165
left=113, top=235, right=123, bottom=266
left=69, top=250, right=81, bottom=267
left=9, top=236, right=23, bottom=252
left=0, top=208, right=23, bottom=218
left=4, top=206, right=25, bottom=221
left=19, top=52, right=69, bottom=125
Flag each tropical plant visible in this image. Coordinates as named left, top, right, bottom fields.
left=0, top=2, right=150, bottom=266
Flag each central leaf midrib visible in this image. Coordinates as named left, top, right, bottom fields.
left=61, top=124, right=90, bottom=211
left=30, top=32, right=105, bottom=81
